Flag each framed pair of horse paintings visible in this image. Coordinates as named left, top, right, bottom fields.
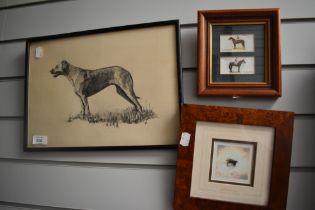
left=198, top=8, right=281, bottom=97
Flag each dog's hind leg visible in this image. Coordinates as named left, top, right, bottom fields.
left=82, top=96, right=90, bottom=117
left=115, top=86, right=142, bottom=112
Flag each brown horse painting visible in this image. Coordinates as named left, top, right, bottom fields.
left=229, top=36, right=245, bottom=49
left=229, top=59, right=246, bottom=72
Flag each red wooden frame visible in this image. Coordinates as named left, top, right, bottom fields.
left=174, top=104, right=294, bottom=210
left=197, top=9, right=281, bottom=97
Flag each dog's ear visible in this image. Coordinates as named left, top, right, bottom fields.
left=61, top=60, right=69, bottom=71
left=61, top=60, right=68, bottom=65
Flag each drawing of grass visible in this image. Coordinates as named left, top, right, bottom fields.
left=67, top=106, right=157, bottom=127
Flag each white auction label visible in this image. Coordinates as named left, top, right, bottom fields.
left=180, top=132, right=191, bottom=147
left=35, top=47, right=44, bottom=58
left=32, top=135, right=48, bottom=145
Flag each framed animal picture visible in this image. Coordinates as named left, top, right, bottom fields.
left=197, top=9, right=281, bottom=97
left=174, top=104, right=294, bottom=210
left=24, top=20, right=182, bottom=150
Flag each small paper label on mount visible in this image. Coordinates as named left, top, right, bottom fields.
left=180, top=132, right=191, bottom=147
left=35, top=47, right=44, bottom=58
left=232, top=96, right=241, bottom=99
left=32, top=135, right=48, bottom=145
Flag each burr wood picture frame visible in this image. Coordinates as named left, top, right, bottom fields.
left=174, top=104, right=294, bottom=210
left=24, top=20, right=182, bottom=150
left=197, top=9, right=281, bottom=97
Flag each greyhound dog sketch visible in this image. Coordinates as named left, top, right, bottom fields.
left=228, top=36, right=245, bottom=49
left=228, top=58, right=246, bottom=73
left=50, top=60, right=155, bottom=125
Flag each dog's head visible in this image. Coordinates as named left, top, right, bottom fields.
left=50, top=60, right=69, bottom=78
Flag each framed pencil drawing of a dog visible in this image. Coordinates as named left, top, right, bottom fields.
left=24, top=20, right=182, bottom=150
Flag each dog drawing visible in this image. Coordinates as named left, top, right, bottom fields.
left=50, top=60, right=142, bottom=119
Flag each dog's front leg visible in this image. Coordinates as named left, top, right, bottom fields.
left=75, top=93, right=90, bottom=119
left=75, top=93, right=85, bottom=117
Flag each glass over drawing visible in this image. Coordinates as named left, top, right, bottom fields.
left=25, top=21, right=181, bottom=149
left=209, top=138, right=257, bottom=186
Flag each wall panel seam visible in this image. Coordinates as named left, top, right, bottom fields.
left=0, top=76, right=24, bottom=82
left=0, top=116, right=23, bottom=120
left=2, top=115, right=313, bottom=119
left=0, top=19, right=315, bottom=43
left=182, top=66, right=315, bottom=71
left=0, top=0, right=73, bottom=11
left=0, top=157, right=314, bottom=170
left=181, top=18, right=315, bottom=28
left=1, top=66, right=315, bottom=82
left=0, top=157, right=176, bottom=169
left=1, top=114, right=315, bottom=120
left=0, top=201, right=73, bottom=210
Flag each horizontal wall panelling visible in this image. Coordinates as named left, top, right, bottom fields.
left=0, top=161, right=176, bottom=210
left=0, top=202, right=69, bottom=210
left=0, top=0, right=65, bottom=10
left=291, top=116, right=315, bottom=167
left=183, top=69, right=315, bottom=114
left=0, top=117, right=314, bottom=167
left=0, top=161, right=314, bottom=210
left=0, top=41, right=25, bottom=77
left=0, top=9, right=5, bottom=39
left=1, top=0, right=315, bottom=41
left=0, top=22, right=314, bottom=76
left=287, top=170, right=315, bottom=210
left=0, top=80, right=24, bottom=117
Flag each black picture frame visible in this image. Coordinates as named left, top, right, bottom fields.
left=24, top=20, right=182, bottom=151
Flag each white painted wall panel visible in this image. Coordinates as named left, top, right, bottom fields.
left=0, top=2, right=6, bottom=8
left=291, top=117, right=315, bottom=167
left=0, top=120, right=23, bottom=157
left=0, top=0, right=51, bottom=8
left=0, top=205, right=35, bottom=210
left=0, top=10, right=5, bottom=39
left=0, top=42, right=25, bottom=77
left=183, top=69, right=315, bottom=114
left=1, top=22, right=315, bottom=79
left=1, top=0, right=315, bottom=41
left=0, top=161, right=314, bottom=210
left=0, top=161, right=176, bottom=210
left=287, top=170, right=315, bottom=210
left=282, top=23, right=315, bottom=65
left=0, top=80, right=24, bottom=117
left=0, top=118, right=314, bottom=167
left=181, top=28, right=197, bottom=69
